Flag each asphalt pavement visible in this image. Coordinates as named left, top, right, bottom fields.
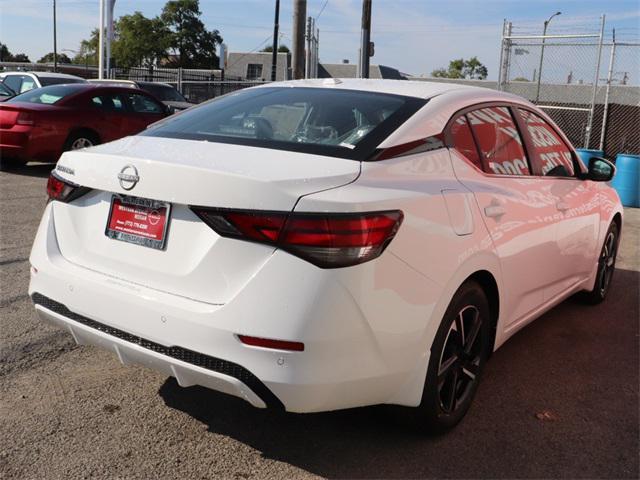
left=1, top=163, right=638, bottom=479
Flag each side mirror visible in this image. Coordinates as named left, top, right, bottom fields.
left=583, top=157, right=615, bottom=182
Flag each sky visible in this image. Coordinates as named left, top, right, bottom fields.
left=0, top=0, right=638, bottom=80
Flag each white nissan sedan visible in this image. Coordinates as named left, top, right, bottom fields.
left=29, top=79, right=622, bottom=431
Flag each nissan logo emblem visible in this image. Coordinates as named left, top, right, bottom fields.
left=117, top=165, right=139, bottom=191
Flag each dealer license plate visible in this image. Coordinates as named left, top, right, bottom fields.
left=105, top=195, right=171, bottom=250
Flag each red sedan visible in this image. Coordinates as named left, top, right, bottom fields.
left=0, top=83, right=168, bottom=165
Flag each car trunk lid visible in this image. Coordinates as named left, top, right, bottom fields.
left=51, top=135, right=360, bottom=304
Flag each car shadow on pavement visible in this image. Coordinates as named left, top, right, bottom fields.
left=159, top=268, right=639, bottom=479
left=0, top=163, right=53, bottom=178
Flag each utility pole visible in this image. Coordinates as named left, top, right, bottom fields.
left=292, top=0, right=306, bottom=79
left=535, top=11, right=561, bottom=103
left=53, top=0, right=58, bottom=72
left=305, top=16, right=312, bottom=78
left=357, top=0, right=372, bottom=78
left=270, top=0, right=280, bottom=81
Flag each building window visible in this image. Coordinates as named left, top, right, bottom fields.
left=247, top=64, right=263, bottom=80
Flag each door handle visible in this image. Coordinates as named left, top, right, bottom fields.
left=556, top=201, right=570, bottom=212
left=484, top=205, right=506, bottom=218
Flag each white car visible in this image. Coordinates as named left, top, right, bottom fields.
left=29, top=79, right=622, bottom=431
left=0, top=71, right=86, bottom=94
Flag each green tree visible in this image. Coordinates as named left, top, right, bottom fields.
left=261, top=44, right=290, bottom=53
left=73, top=29, right=100, bottom=66
left=0, top=44, right=31, bottom=62
left=462, top=56, right=488, bottom=80
left=160, top=0, right=223, bottom=68
left=431, top=57, right=487, bottom=80
left=38, top=52, right=72, bottom=64
left=0, top=42, right=12, bottom=61
left=11, top=53, right=31, bottom=63
left=113, top=12, right=171, bottom=68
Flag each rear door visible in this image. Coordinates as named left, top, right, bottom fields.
left=448, top=105, right=562, bottom=326
left=516, top=108, right=600, bottom=299
left=88, top=92, right=130, bottom=142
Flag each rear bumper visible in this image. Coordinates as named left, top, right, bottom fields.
left=32, top=293, right=280, bottom=409
left=0, top=127, right=60, bottom=162
left=29, top=202, right=439, bottom=412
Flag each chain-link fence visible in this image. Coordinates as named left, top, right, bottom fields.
left=498, top=17, right=640, bottom=158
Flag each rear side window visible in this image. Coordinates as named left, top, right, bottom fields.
left=20, top=77, right=37, bottom=93
left=519, top=109, right=575, bottom=177
left=468, top=107, right=530, bottom=176
left=125, top=93, right=164, bottom=114
left=450, top=115, right=482, bottom=170
left=92, top=94, right=126, bottom=111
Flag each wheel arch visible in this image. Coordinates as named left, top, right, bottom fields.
left=65, top=127, right=101, bottom=147
left=465, top=270, right=500, bottom=354
left=612, top=212, right=622, bottom=234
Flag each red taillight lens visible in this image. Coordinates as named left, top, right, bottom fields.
left=47, top=173, right=89, bottom=203
left=16, top=111, right=35, bottom=126
left=191, top=208, right=404, bottom=268
left=238, top=335, right=304, bottom=352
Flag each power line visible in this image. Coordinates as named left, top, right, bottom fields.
left=224, top=34, right=274, bottom=71
left=316, top=0, right=329, bottom=21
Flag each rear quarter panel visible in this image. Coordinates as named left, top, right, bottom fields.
left=295, top=148, right=504, bottom=406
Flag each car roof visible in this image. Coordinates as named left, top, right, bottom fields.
left=259, top=78, right=495, bottom=100
left=88, top=80, right=175, bottom=89
left=0, top=71, right=85, bottom=80
left=20, top=83, right=152, bottom=95
left=88, top=79, right=137, bottom=85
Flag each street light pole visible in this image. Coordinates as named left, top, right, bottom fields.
left=53, top=0, right=58, bottom=72
left=534, top=11, right=561, bottom=103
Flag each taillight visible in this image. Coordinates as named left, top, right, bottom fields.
left=16, top=111, right=35, bottom=126
left=46, top=172, right=90, bottom=203
left=191, top=208, right=404, bottom=268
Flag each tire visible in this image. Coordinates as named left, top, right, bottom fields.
left=63, top=131, right=99, bottom=152
left=580, top=222, right=619, bottom=305
left=416, top=281, right=492, bottom=433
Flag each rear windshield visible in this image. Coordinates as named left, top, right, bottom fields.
left=142, top=87, right=426, bottom=160
left=7, top=85, right=81, bottom=104
left=141, top=83, right=186, bottom=102
left=39, top=77, right=86, bottom=86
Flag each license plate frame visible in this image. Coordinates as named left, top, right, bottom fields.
left=105, top=195, right=171, bottom=250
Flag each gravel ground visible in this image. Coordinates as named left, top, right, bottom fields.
left=1, top=163, right=638, bottom=479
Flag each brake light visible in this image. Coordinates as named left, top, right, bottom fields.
left=46, top=172, right=90, bottom=203
left=16, top=111, right=35, bottom=126
left=191, top=208, right=404, bottom=268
